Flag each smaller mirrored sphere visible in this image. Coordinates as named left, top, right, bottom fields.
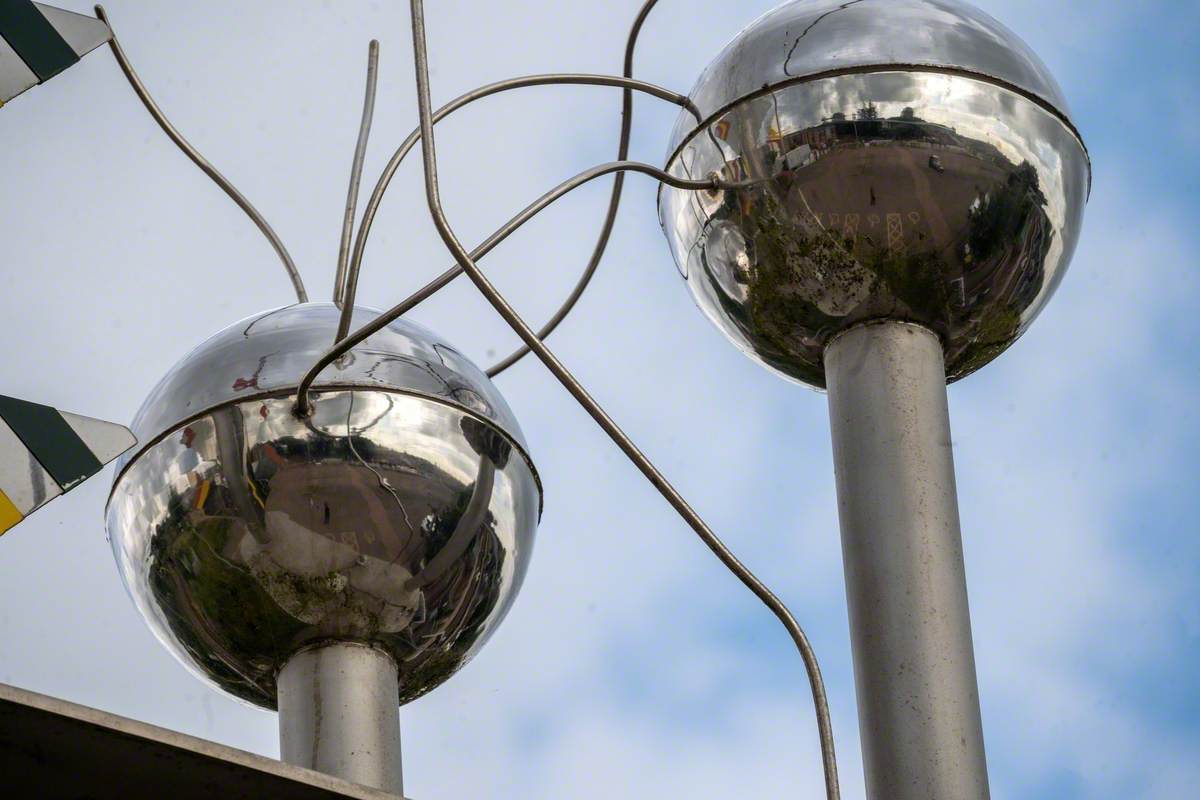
left=107, top=304, right=542, bottom=708
left=660, top=0, right=1090, bottom=386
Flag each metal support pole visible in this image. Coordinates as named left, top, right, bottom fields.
left=277, top=643, right=403, bottom=795
left=825, top=321, right=990, bottom=800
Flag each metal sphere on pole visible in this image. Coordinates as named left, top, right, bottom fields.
left=660, top=1, right=1089, bottom=796
left=659, top=0, right=1088, bottom=386
left=105, top=303, right=542, bottom=791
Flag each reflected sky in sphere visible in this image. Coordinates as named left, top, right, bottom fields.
left=0, top=2, right=1195, bottom=799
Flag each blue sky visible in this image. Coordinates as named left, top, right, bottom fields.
left=0, top=1, right=1196, bottom=798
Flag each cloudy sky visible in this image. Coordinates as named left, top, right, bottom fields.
left=0, top=1, right=1196, bottom=798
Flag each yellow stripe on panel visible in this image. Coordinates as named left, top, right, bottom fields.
left=193, top=479, right=210, bottom=511
left=0, top=488, right=24, bottom=535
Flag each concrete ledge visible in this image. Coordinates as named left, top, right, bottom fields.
left=0, top=682, right=405, bottom=799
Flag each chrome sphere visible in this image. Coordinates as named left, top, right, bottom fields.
left=660, top=0, right=1090, bottom=386
left=107, top=303, right=541, bottom=708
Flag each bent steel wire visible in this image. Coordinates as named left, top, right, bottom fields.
left=484, top=0, right=664, bottom=378
left=95, top=5, right=307, bottom=303
left=333, top=39, right=380, bottom=340
left=403, top=0, right=842, bottom=797
left=336, top=71, right=700, bottom=332
left=93, top=2, right=843, bottom=795
left=293, top=157, right=727, bottom=418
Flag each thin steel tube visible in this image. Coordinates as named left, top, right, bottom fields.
left=336, top=73, right=698, bottom=323
left=93, top=5, right=307, bottom=304
left=333, top=40, right=380, bottom=336
left=486, top=0, right=662, bottom=377
left=278, top=643, right=403, bottom=792
left=295, top=159, right=721, bottom=417
left=405, top=2, right=841, bottom=798
left=826, top=322, right=989, bottom=799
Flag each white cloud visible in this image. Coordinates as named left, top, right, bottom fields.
left=952, top=167, right=1200, bottom=796
left=0, top=3, right=1194, bottom=799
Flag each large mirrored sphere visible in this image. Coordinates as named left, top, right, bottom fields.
left=660, top=0, right=1090, bottom=386
left=107, top=303, right=542, bottom=708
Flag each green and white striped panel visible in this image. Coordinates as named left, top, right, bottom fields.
left=0, top=1, right=111, bottom=106
left=0, top=395, right=135, bottom=536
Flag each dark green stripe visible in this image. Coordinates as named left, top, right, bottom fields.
left=0, top=395, right=100, bottom=490
left=0, top=0, right=78, bottom=81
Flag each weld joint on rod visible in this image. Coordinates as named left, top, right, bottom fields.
left=823, top=318, right=945, bottom=356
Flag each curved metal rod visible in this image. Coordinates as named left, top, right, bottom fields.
left=295, top=159, right=724, bottom=417
left=486, top=0, right=662, bottom=378
left=333, top=39, right=380, bottom=334
left=337, top=73, right=699, bottom=321
left=94, top=5, right=307, bottom=303
left=405, top=2, right=841, bottom=798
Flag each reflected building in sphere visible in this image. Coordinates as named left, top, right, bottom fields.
left=106, top=303, right=542, bottom=708
left=659, top=0, right=1090, bottom=386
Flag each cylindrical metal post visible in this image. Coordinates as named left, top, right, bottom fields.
left=278, top=643, right=404, bottom=794
left=825, top=321, right=990, bottom=800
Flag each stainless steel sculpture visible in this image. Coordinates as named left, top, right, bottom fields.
left=658, top=1, right=1090, bottom=798
left=107, top=302, right=540, bottom=706
left=75, top=0, right=1088, bottom=797
left=89, top=0, right=843, bottom=794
